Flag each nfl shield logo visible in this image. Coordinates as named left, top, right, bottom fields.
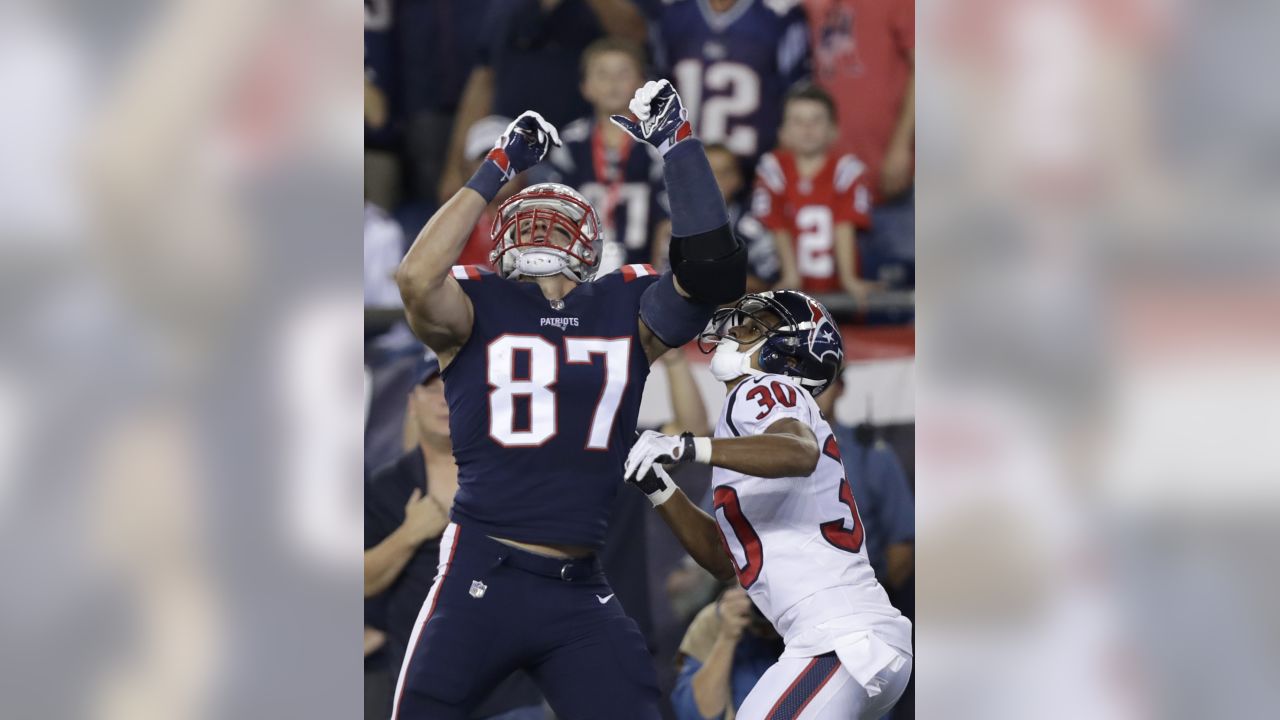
left=469, top=580, right=487, bottom=599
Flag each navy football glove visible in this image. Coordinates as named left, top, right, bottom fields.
left=467, top=111, right=561, bottom=201
left=609, top=80, right=693, bottom=156
left=487, top=111, right=561, bottom=180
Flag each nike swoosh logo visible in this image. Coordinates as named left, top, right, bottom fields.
left=595, top=594, right=614, bottom=604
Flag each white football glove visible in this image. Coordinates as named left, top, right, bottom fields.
left=624, top=430, right=713, bottom=506
left=628, top=462, right=677, bottom=507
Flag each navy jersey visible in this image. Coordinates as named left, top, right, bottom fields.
left=642, top=0, right=812, bottom=164
left=539, top=118, right=670, bottom=267
left=441, top=263, right=662, bottom=547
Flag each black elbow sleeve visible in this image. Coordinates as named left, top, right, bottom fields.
left=668, top=224, right=747, bottom=305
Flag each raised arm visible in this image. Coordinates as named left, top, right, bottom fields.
left=610, top=81, right=747, bottom=363
left=395, top=192, right=483, bottom=364
left=396, top=112, right=561, bottom=366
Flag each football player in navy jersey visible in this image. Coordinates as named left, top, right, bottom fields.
left=391, top=81, right=746, bottom=719
left=640, top=0, right=813, bottom=169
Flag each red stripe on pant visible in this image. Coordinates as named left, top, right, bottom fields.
left=390, top=526, right=461, bottom=720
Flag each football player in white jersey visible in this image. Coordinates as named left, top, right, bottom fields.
left=623, top=290, right=912, bottom=720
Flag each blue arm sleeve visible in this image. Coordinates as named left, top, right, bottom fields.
left=672, top=656, right=724, bottom=720
left=640, top=271, right=716, bottom=348
left=663, top=140, right=729, bottom=238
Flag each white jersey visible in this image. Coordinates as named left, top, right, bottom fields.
left=712, top=374, right=913, bottom=658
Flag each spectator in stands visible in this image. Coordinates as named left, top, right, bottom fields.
left=364, top=354, right=543, bottom=719
left=365, top=0, right=401, bottom=210
left=814, top=370, right=914, bottom=595
left=535, top=38, right=668, bottom=272
left=671, top=586, right=784, bottom=720
left=639, top=0, right=812, bottom=170
left=806, top=0, right=915, bottom=297
left=396, top=0, right=496, bottom=205
left=753, top=84, right=880, bottom=303
left=804, top=0, right=914, bottom=203
left=437, top=0, right=647, bottom=202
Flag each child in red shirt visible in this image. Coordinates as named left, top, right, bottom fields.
left=752, top=85, right=881, bottom=304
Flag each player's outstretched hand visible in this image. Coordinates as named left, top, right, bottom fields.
left=609, top=79, right=692, bottom=156
left=487, top=111, right=562, bottom=181
left=624, top=429, right=695, bottom=484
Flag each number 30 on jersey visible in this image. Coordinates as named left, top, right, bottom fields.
left=486, top=334, right=630, bottom=449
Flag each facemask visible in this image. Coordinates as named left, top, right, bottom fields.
left=710, top=337, right=765, bottom=382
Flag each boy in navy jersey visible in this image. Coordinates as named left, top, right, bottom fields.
left=538, top=38, right=670, bottom=270
left=391, top=81, right=747, bottom=719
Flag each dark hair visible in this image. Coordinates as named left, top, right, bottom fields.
left=580, top=37, right=647, bottom=79
left=783, top=83, right=838, bottom=122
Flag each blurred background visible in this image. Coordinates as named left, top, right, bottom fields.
left=0, top=0, right=1276, bottom=718
left=362, top=1, right=915, bottom=718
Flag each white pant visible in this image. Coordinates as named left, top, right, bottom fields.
left=736, top=634, right=912, bottom=720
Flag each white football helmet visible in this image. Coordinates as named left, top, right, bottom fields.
left=488, top=183, right=603, bottom=283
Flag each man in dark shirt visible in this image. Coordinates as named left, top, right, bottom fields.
left=436, top=0, right=648, bottom=201
left=365, top=353, right=543, bottom=719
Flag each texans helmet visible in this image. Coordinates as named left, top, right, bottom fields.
left=699, top=290, right=845, bottom=397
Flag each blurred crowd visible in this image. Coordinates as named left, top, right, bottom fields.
left=364, top=0, right=915, bottom=328
left=363, top=5, right=915, bottom=719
